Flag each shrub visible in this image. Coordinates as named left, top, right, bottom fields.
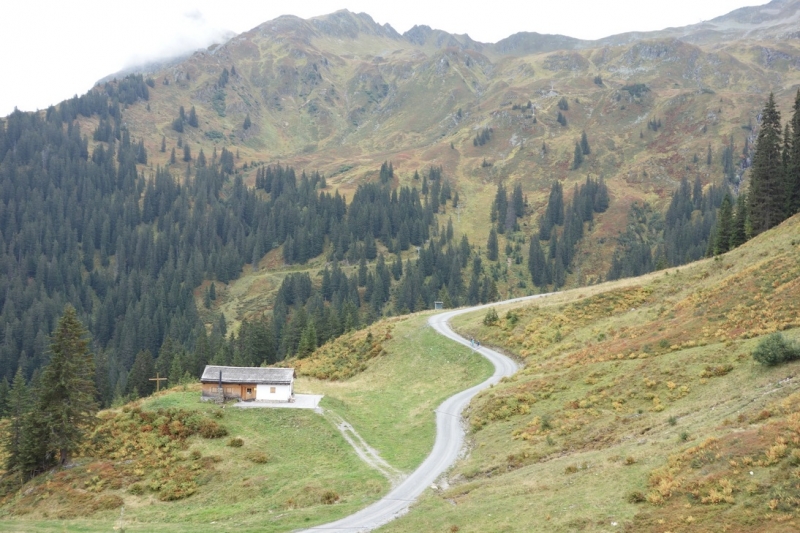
left=321, top=490, right=340, bottom=504
left=668, top=416, right=677, bottom=426
left=483, top=307, right=499, bottom=326
left=564, top=464, right=578, bottom=474
left=198, top=419, right=228, bottom=439
left=628, top=491, right=646, bottom=503
left=128, top=483, right=145, bottom=495
left=752, top=333, right=800, bottom=366
left=228, top=437, right=244, bottom=447
left=247, top=451, right=269, bottom=464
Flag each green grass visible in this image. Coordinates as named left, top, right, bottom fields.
left=298, top=313, right=494, bottom=471
left=379, top=217, right=800, bottom=532
left=1, top=390, right=386, bottom=532
left=1, top=313, right=492, bottom=532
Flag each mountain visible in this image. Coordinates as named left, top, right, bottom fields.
left=2, top=1, right=800, bottom=528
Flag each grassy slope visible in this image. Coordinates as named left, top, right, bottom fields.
left=296, top=314, right=494, bottom=471
left=379, top=215, right=800, bottom=533
left=0, top=314, right=492, bottom=532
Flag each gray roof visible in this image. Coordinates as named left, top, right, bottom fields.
left=201, top=365, right=295, bottom=385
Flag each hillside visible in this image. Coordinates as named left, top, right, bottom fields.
left=381, top=214, right=800, bottom=532
left=0, top=315, right=491, bottom=532
left=2, top=3, right=800, bottom=529
left=74, top=1, right=800, bottom=291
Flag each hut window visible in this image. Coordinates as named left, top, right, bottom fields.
left=246, top=388, right=252, bottom=394
left=270, top=387, right=276, bottom=393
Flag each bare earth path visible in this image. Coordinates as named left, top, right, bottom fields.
left=300, top=296, right=542, bottom=532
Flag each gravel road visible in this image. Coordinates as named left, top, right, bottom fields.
left=300, top=296, right=543, bottom=532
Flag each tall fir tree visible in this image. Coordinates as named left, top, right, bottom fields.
left=572, top=142, right=584, bottom=169
left=748, top=93, right=785, bottom=235
left=713, top=193, right=733, bottom=255
left=37, top=306, right=98, bottom=466
left=730, top=191, right=748, bottom=249
left=580, top=130, right=591, bottom=155
left=487, top=228, right=499, bottom=261
left=788, top=89, right=800, bottom=215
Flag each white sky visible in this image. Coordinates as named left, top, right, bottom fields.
left=0, top=1, right=766, bottom=117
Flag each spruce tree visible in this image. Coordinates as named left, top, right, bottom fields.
left=580, top=130, right=591, bottom=155
left=3, top=368, right=28, bottom=472
left=788, top=89, right=800, bottom=215
left=748, top=93, right=785, bottom=235
left=188, top=106, right=198, bottom=127
left=528, top=237, right=548, bottom=287
left=573, top=142, right=584, bottom=169
left=38, top=305, right=98, bottom=465
left=487, top=228, right=499, bottom=261
left=243, top=113, right=251, bottom=130
left=713, top=193, right=733, bottom=255
left=730, top=191, right=748, bottom=249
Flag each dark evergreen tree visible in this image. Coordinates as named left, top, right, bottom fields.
left=580, top=130, right=591, bottom=155
left=572, top=142, right=584, bottom=169
left=731, top=191, right=748, bottom=249
left=188, top=106, right=198, bottom=127
left=528, top=237, right=548, bottom=287
left=748, top=93, right=785, bottom=235
left=713, top=193, right=733, bottom=255
left=37, top=306, right=98, bottom=466
left=183, top=144, right=192, bottom=162
left=487, top=228, right=499, bottom=261
left=126, top=350, right=155, bottom=398
left=787, top=89, right=800, bottom=215
left=160, top=135, right=166, bottom=153
left=243, top=113, right=251, bottom=130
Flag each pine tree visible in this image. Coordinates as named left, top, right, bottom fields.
left=487, top=228, right=499, bottom=261
left=528, top=237, right=548, bottom=287
left=580, top=130, right=591, bottom=155
left=188, top=106, right=198, bottom=127
left=788, top=89, right=800, bottom=215
left=160, top=135, right=166, bottom=153
left=126, top=350, right=155, bottom=398
left=3, top=368, right=28, bottom=471
left=183, top=144, right=192, bottom=162
left=37, top=305, right=98, bottom=465
left=713, top=193, right=733, bottom=255
left=572, top=142, right=584, bottom=170
left=731, top=191, right=748, bottom=249
left=243, top=113, right=251, bottom=130
left=748, top=93, right=785, bottom=235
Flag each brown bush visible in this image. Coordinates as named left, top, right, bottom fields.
left=198, top=419, right=228, bottom=439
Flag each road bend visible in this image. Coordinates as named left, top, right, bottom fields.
left=300, top=295, right=544, bottom=532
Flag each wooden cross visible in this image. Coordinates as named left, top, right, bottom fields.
left=149, top=372, right=168, bottom=392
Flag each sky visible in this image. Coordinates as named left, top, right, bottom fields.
left=0, top=0, right=767, bottom=117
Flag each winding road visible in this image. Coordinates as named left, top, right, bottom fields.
left=301, top=296, right=541, bottom=532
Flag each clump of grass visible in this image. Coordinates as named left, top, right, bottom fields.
left=564, top=464, right=578, bottom=474
left=247, top=451, right=269, bottom=464
left=628, top=491, right=646, bottom=503
left=668, top=416, right=678, bottom=426
left=679, top=431, right=690, bottom=442
left=625, top=456, right=637, bottom=465
left=228, top=437, right=244, bottom=448
left=321, top=490, right=340, bottom=504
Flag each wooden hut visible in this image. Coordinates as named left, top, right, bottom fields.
left=200, top=365, right=295, bottom=402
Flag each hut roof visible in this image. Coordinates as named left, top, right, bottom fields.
left=200, top=365, right=295, bottom=385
